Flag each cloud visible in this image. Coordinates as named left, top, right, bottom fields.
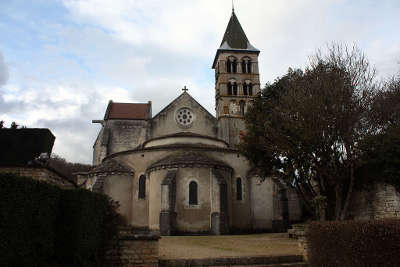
left=1, top=0, right=399, bottom=164
left=0, top=52, right=9, bottom=87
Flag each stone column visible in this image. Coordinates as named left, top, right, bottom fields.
left=159, top=170, right=177, bottom=236
left=211, top=169, right=229, bottom=235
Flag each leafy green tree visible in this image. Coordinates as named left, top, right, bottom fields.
left=239, top=44, right=378, bottom=220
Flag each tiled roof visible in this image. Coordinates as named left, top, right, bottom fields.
left=147, top=152, right=231, bottom=172
left=90, top=159, right=133, bottom=193
left=89, top=159, right=133, bottom=174
left=104, top=101, right=150, bottom=120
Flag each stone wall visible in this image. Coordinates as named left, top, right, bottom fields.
left=349, top=183, right=400, bottom=220
left=107, top=228, right=160, bottom=267
left=0, top=165, right=76, bottom=189
left=151, top=92, right=218, bottom=139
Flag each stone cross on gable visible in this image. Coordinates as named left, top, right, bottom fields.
left=182, top=86, right=188, bottom=92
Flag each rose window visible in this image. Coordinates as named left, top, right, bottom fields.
left=176, top=108, right=194, bottom=127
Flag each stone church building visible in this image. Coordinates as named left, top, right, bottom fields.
left=78, top=10, right=301, bottom=235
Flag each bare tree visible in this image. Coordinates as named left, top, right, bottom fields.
left=240, top=43, right=378, bottom=220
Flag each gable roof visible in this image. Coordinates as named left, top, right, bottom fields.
left=152, top=92, right=216, bottom=121
left=212, top=10, right=260, bottom=68
left=104, top=101, right=151, bottom=120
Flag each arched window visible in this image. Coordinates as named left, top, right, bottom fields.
left=248, top=83, right=253, bottom=96
left=247, top=60, right=252, bottom=73
left=227, top=82, right=233, bottom=95
left=232, top=59, right=237, bottom=73
left=243, top=83, right=248, bottom=95
left=189, top=181, right=198, bottom=205
left=236, top=178, right=242, bottom=200
left=239, top=100, right=245, bottom=116
left=226, top=59, right=232, bottom=73
left=138, top=175, right=146, bottom=199
left=241, top=57, right=252, bottom=73
left=233, top=82, right=238, bottom=95
left=241, top=60, right=246, bottom=74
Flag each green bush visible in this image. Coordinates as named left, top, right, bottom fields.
left=307, top=220, right=400, bottom=267
left=54, top=189, right=120, bottom=266
left=0, top=173, right=60, bottom=266
left=0, top=173, right=121, bottom=267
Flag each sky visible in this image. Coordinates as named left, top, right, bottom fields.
left=0, top=0, right=399, bottom=164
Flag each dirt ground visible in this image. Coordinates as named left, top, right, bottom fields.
left=159, top=233, right=302, bottom=259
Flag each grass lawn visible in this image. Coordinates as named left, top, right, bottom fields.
left=159, top=233, right=301, bottom=259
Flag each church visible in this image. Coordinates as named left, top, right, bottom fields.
left=78, top=10, right=302, bottom=235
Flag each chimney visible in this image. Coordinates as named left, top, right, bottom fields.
left=147, top=101, right=152, bottom=119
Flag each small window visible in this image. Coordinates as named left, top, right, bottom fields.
left=189, top=181, right=198, bottom=205
left=241, top=61, right=246, bottom=74
left=243, top=83, right=248, bottom=95
left=138, top=175, right=146, bottom=199
left=232, top=60, right=237, bottom=73
left=248, top=83, right=253, bottom=96
left=236, top=178, right=242, bottom=200
left=228, top=83, right=233, bottom=95
left=226, top=59, right=232, bottom=73
left=239, top=100, right=245, bottom=116
left=233, top=83, right=238, bottom=95
left=223, top=105, right=229, bottom=114
left=247, top=60, right=252, bottom=73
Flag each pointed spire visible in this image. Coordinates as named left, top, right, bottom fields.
left=212, top=7, right=260, bottom=69
left=220, top=10, right=249, bottom=49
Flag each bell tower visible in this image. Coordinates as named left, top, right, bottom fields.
left=212, top=9, right=261, bottom=147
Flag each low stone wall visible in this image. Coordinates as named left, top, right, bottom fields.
left=107, top=228, right=160, bottom=267
left=0, top=165, right=76, bottom=189
left=349, top=183, right=400, bottom=220
left=288, top=224, right=309, bottom=261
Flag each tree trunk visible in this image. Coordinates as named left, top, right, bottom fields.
left=335, top=184, right=343, bottom=220
left=340, top=162, right=355, bottom=220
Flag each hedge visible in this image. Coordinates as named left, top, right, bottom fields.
left=307, top=219, right=400, bottom=267
left=0, top=173, right=120, bottom=267
left=54, top=189, right=120, bottom=266
left=0, top=128, right=55, bottom=164
left=0, top=173, right=60, bottom=266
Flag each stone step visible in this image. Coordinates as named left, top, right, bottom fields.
left=232, top=263, right=307, bottom=267
left=159, top=255, right=306, bottom=267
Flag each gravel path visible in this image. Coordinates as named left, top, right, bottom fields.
left=159, top=233, right=301, bottom=260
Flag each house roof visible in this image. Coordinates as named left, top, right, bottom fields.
left=104, top=101, right=150, bottom=120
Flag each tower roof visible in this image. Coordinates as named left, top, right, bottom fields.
left=213, top=10, right=259, bottom=68
left=220, top=11, right=249, bottom=49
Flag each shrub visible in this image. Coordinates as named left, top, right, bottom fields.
left=0, top=173, right=121, bottom=267
left=54, top=189, right=121, bottom=266
left=307, top=219, right=400, bottom=267
left=0, top=173, right=60, bottom=266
